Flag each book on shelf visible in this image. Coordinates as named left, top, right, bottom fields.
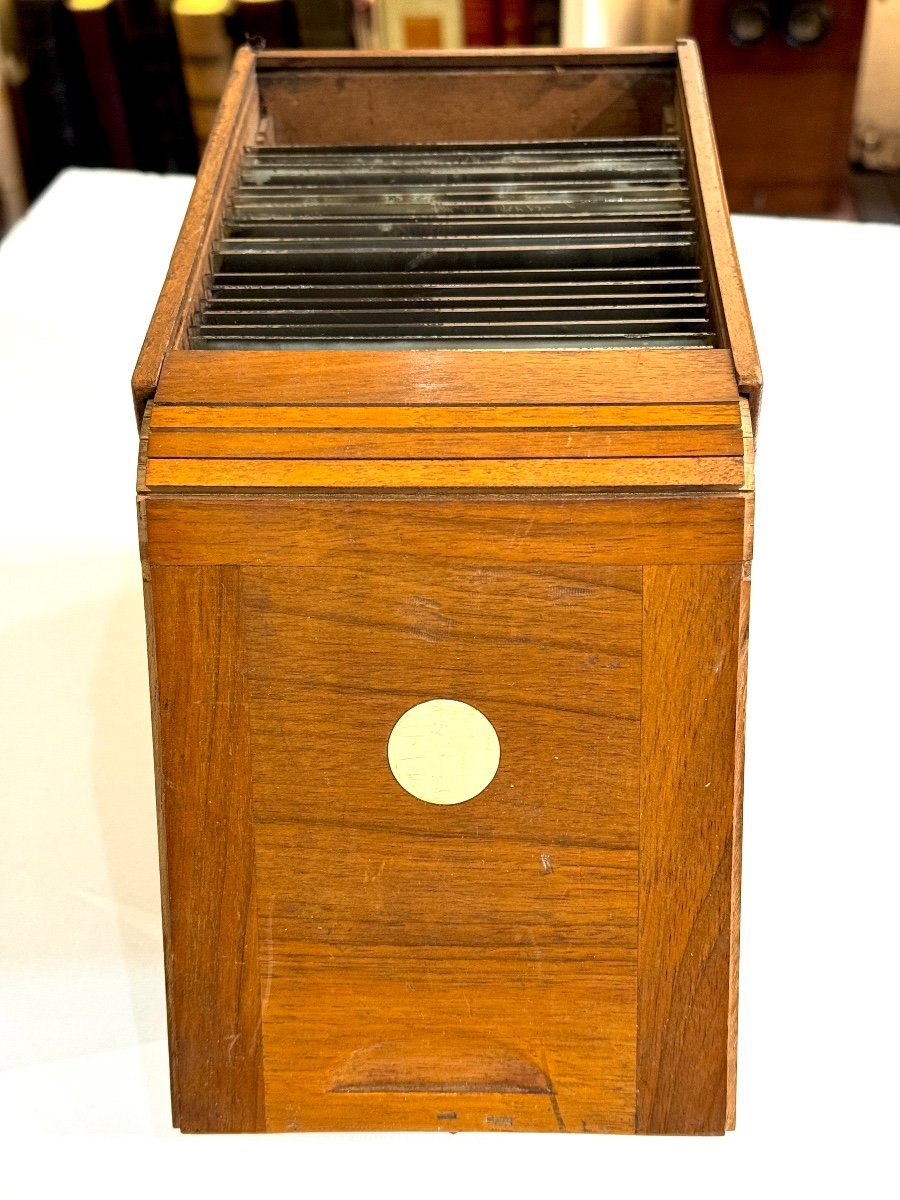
left=375, top=0, right=464, bottom=48
left=234, top=0, right=296, bottom=47
left=65, top=0, right=135, bottom=168
left=171, top=0, right=234, bottom=152
left=113, top=0, right=197, bottom=173
left=462, top=0, right=495, bottom=44
left=12, top=0, right=105, bottom=196
left=641, top=0, right=691, bottom=43
left=561, top=0, right=641, bottom=46
left=376, top=1, right=559, bottom=49
left=351, top=0, right=376, bottom=48
left=293, top=0, right=352, bottom=48
left=497, top=0, right=528, bottom=44
left=0, top=31, right=27, bottom=227
left=529, top=0, right=559, bottom=45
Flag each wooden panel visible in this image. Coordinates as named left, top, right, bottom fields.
left=148, top=427, right=744, bottom=461
left=676, top=40, right=762, bottom=428
left=256, top=47, right=678, bottom=71
left=258, top=954, right=636, bottom=1132
left=136, top=43, right=755, bottom=1136
left=258, top=60, right=674, bottom=144
left=241, top=554, right=642, bottom=1132
left=690, top=0, right=867, bottom=215
left=131, top=47, right=259, bottom=422
left=142, top=495, right=749, bottom=566
left=728, top=567, right=751, bottom=1130
left=153, top=348, right=742, bottom=408
left=637, top=564, right=742, bottom=1134
left=144, top=456, right=745, bottom=491
left=150, top=401, right=744, bottom=431
left=149, top=565, right=265, bottom=1131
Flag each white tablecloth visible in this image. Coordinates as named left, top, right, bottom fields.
left=1, top=169, right=897, bottom=1192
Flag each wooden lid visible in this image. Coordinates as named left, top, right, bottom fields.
left=140, top=346, right=752, bottom=493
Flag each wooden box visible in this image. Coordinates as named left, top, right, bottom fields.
left=690, top=0, right=868, bottom=214
left=135, top=43, right=760, bottom=1135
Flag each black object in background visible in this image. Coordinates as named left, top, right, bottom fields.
left=234, top=0, right=298, bottom=49
left=70, top=0, right=138, bottom=169
left=13, top=0, right=106, bottom=197
left=294, top=0, right=353, bottom=48
left=114, top=0, right=197, bottom=174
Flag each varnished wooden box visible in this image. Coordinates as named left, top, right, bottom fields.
left=690, top=0, right=868, bottom=214
left=135, top=43, right=760, bottom=1135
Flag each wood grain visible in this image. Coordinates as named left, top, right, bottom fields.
left=148, top=427, right=744, bottom=461
left=676, top=40, right=762, bottom=428
left=131, top=47, right=258, bottom=422
left=690, top=0, right=867, bottom=217
left=728, top=565, right=751, bottom=1130
left=142, top=495, right=749, bottom=567
left=259, top=61, right=673, bottom=145
left=144, top=456, right=746, bottom=492
left=150, top=401, right=743, bottom=431
left=153, top=348, right=742, bottom=408
left=137, top=43, right=757, bottom=1136
left=255, top=47, right=679, bottom=71
left=242, top=553, right=642, bottom=1132
left=637, top=564, right=742, bottom=1134
left=149, top=565, right=265, bottom=1131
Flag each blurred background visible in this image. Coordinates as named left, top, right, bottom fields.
left=0, top=0, right=897, bottom=235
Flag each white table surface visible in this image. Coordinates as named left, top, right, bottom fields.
left=1, top=168, right=897, bottom=1192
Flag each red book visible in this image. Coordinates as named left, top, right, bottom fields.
left=463, top=0, right=497, bottom=45
left=498, top=0, right=529, bottom=44
left=69, top=0, right=136, bottom=170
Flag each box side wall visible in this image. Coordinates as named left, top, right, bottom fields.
left=140, top=492, right=750, bottom=1133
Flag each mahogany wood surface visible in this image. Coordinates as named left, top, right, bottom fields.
left=253, top=46, right=679, bottom=149
left=131, top=47, right=258, bottom=421
left=150, top=401, right=743, bottom=431
left=144, top=455, right=746, bottom=492
left=727, top=568, right=751, bottom=1130
left=245, top=555, right=641, bottom=1132
left=143, top=502, right=751, bottom=1133
left=152, top=348, right=742, bottom=408
left=137, top=44, right=758, bottom=1136
left=142, top=495, right=750, bottom=567
left=676, top=40, right=762, bottom=427
left=255, top=47, right=679, bottom=70
left=637, top=564, right=743, bottom=1133
left=142, top=346, right=750, bottom=493
left=690, top=0, right=867, bottom=217
left=149, top=566, right=265, bottom=1131
left=147, top=428, right=744, bottom=461
left=259, top=66, right=673, bottom=145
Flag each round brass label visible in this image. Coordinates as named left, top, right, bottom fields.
left=387, top=699, right=500, bottom=806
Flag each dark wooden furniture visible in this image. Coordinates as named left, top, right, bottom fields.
left=690, top=0, right=869, bottom=213
left=135, top=42, right=760, bottom=1134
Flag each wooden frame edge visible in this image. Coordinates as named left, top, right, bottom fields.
left=636, top=564, right=741, bottom=1134
left=131, top=46, right=259, bottom=426
left=675, top=39, right=763, bottom=431
left=254, top=46, right=679, bottom=71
